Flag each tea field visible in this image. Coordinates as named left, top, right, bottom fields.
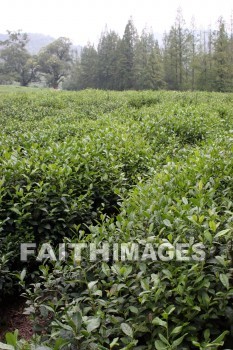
left=0, top=87, right=233, bottom=349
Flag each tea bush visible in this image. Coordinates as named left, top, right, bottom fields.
left=0, top=88, right=232, bottom=348
left=22, top=136, right=233, bottom=349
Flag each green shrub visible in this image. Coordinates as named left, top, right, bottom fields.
left=22, top=135, right=233, bottom=349
left=0, top=88, right=232, bottom=348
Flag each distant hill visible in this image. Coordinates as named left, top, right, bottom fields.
left=27, top=33, right=56, bottom=53
left=0, top=32, right=81, bottom=54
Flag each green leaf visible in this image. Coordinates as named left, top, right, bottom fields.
left=110, top=338, right=119, bottom=349
left=163, top=219, right=172, bottom=228
left=10, top=207, right=21, bottom=215
left=86, top=317, right=101, bottom=333
left=211, top=330, right=229, bottom=344
left=219, top=273, right=229, bottom=289
left=158, top=333, right=170, bottom=345
left=214, top=228, right=231, bottom=239
left=129, top=306, right=139, bottom=314
left=201, top=291, right=210, bottom=306
left=148, top=223, right=154, bottom=233
left=101, top=262, right=110, bottom=276
left=204, top=230, right=212, bottom=243
left=152, top=317, right=167, bottom=328
left=5, top=332, right=17, bottom=347
left=167, top=306, right=175, bottom=315
left=20, top=268, right=26, bottom=282
left=215, top=255, right=227, bottom=266
left=154, top=340, right=168, bottom=350
left=88, top=280, right=98, bottom=290
left=204, top=329, right=210, bottom=341
left=209, top=221, right=217, bottom=233
left=53, top=339, right=69, bottom=350
left=140, top=279, right=150, bottom=291
left=172, top=333, right=188, bottom=348
left=170, top=325, right=183, bottom=336
left=120, top=323, right=134, bottom=338
left=198, top=180, right=203, bottom=191
left=72, top=311, right=82, bottom=329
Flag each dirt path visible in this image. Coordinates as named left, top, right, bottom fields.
left=0, top=297, right=33, bottom=341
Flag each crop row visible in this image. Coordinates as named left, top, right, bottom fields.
left=0, top=88, right=232, bottom=349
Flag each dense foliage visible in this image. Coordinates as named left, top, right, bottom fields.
left=0, top=31, right=38, bottom=86
left=0, top=32, right=72, bottom=88
left=1, top=11, right=233, bottom=91
left=64, top=14, right=233, bottom=92
left=0, top=88, right=232, bottom=349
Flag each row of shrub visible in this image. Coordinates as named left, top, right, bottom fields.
left=16, top=134, right=232, bottom=350
left=0, top=88, right=232, bottom=349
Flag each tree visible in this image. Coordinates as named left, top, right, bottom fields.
left=195, top=28, right=214, bottom=91
left=212, top=17, right=231, bottom=91
left=163, top=28, right=178, bottom=89
left=116, top=18, right=138, bottom=90
left=62, top=57, right=81, bottom=91
left=38, top=37, right=72, bottom=88
left=133, top=28, right=165, bottom=89
left=163, top=9, right=190, bottom=90
left=97, top=29, right=120, bottom=89
left=78, top=44, right=98, bottom=89
left=230, top=13, right=233, bottom=81
left=189, top=17, right=198, bottom=90
left=0, top=30, right=38, bottom=86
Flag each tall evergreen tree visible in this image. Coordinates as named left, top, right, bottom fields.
left=163, top=28, right=178, bottom=90
left=116, top=18, right=138, bottom=90
left=212, top=17, right=231, bottom=91
left=97, top=29, right=120, bottom=89
left=229, top=13, right=233, bottom=89
left=133, top=28, right=165, bottom=89
left=189, top=17, right=198, bottom=90
left=62, top=10, right=233, bottom=93
left=78, top=44, right=98, bottom=89
left=163, top=9, right=190, bottom=90
left=195, top=28, right=214, bottom=91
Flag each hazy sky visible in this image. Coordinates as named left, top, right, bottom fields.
left=0, top=0, right=232, bottom=45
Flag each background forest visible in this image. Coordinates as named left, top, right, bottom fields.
left=1, top=10, right=233, bottom=92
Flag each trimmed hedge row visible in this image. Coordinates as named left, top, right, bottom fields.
left=0, top=88, right=232, bottom=349
left=24, top=135, right=233, bottom=349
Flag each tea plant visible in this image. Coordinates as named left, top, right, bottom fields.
left=0, top=87, right=233, bottom=348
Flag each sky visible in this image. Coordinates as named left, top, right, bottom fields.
left=0, top=0, right=232, bottom=46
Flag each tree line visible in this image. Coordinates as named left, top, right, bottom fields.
left=0, top=31, right=72, bottom=88
left=1, top=10, right=233, bottom=92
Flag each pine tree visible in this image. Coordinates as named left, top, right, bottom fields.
left=230, top=13, right=233, bottom=90
left=212, top=17, right=231, bottom=91
left=79, top=44, right=98, bottom=89
left=195, top=28, right=214, bottom=91
left=97, top=29, right=120, bottom=89
left=133, top=28, right=165, bottom=89
left=189, top=17, right=198, bottom=90
left=163, top=9, right=190, bottom=90
left=163, top=28, right=179, bottom=90
left=116, top=18, right=138, bottom=90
